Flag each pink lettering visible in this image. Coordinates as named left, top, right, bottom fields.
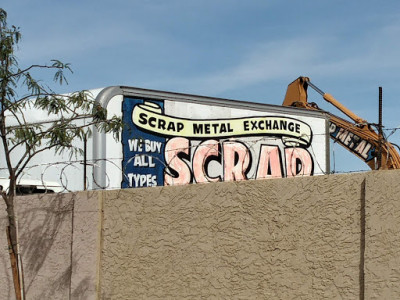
left=193, top=140, right=221, bottom=183
left=164, top=137, right=191, bottom=185
left=223, top=141, right=251, bottom=181
left=256, top=145, right=283, bottom=179
left=285, top=148, right=313, bottom=177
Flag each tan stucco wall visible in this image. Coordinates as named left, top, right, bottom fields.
left=0, top=192, right=102, bottom=300
left=365, top=171, right=400, bottom=299
left=1, top=170, right=400, bottom=299
left=100, top=174, right=364, bottom=299
left=0, top=193, right=74, bottom=299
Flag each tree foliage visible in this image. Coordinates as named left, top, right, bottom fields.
left=0, top=8, right=122, bottom=299
left=0, top=9, right=122, bottom=185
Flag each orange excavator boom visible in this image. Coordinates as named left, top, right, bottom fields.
left=283, top=76, right=400, bottom=170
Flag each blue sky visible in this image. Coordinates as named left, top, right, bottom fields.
left=3, top=0, right=400, bottom=172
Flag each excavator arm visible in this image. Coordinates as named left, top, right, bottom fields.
left=283, top=76, right=400, bottom=170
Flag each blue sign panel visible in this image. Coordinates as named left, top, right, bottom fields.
left=121, top=97, right=165, bottom=188
left=329, top=122, right=375, bottom=162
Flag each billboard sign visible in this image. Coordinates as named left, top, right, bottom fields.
left=121, top=96, right=328, bottom=188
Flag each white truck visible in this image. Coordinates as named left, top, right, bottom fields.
left=0, top=86, right=330, bottom=192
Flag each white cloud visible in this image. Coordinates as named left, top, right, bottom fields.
left=143, top=37, right=327, bottom=94
left=145, top=16, right=400, bottom=97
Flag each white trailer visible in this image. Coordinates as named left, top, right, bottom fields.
left=0, top=86, right=330, bottom=192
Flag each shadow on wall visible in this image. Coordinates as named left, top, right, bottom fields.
left=0, top=253, right=13, bottom=299
left=0, top=193, right=97, bottom=300
left=16, top=193, right=73, bottom=298
left=3, top=193, right=92, bottom=299
left=71, top=276, right=92, bottom=300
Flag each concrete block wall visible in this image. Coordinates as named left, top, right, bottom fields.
left=1, top=170, right=400, bottom=299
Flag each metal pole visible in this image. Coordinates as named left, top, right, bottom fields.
left=83, top=134, right=87, bottom=190
left=377, top=87, right=383, bottom=169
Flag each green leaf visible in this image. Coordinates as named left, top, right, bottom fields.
left=0, top=8, right=123, bottom=195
